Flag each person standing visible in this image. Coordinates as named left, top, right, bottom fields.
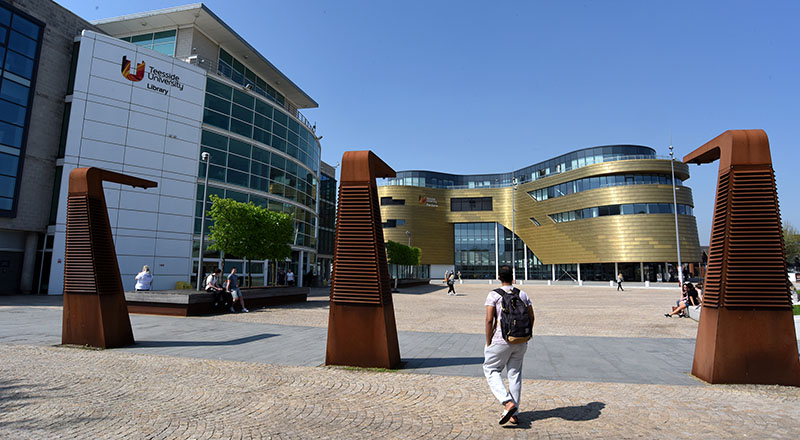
left=277, top=268, right=286, bottom=286
left=483, top=265, right=535, bottom=425
left=447, top=271, right=456, bottom=295
left=616, top=273, right=624, bottom=291
left=287, top=269, right=295, bottom=286
left=134, top=265, right=153, bottom=291
left=226, top=267, right=249, bottom=313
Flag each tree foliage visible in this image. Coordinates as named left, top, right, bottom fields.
left=206, top=195, right=294, bottom=282
left=785, top=222, right=800, bottom=264
left=385, top=240, right=421, bottom=266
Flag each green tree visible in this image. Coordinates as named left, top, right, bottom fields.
left=206, top=195, right=294, bottom=286
left=785, top=222, right=800, bottom=267
left=385, top=240, right=421, bottom=285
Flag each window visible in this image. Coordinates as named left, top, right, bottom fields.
left=450, top=197, right=492, bottom=212
left=119, top=30, right=176, bottom=56
left=550, top=204, right=694, bottom=223
left=381, top=197, right=405, bottom=206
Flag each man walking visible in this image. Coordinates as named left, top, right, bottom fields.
left=616, top=273, right=624, bottom=291
left=447, top=271, right=456, bottom=295
left=483, top=265, right=534, bottom=425
left=226, top=267, right=249, bottom=313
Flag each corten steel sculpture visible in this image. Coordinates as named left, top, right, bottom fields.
left=684, top=130, right=800, bottom=385
left=62, top=167, right=157, bottom=349
left=325, top=151, right=401, bottom=368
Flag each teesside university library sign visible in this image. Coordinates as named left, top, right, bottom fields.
left=121, top=55, right=185, bottom=95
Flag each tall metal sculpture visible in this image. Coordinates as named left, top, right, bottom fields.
left=684, top=130, right=800, bottom=385
left=326, top=151, right=401, bottom=368
left=62, top=167, right=157, bottom=349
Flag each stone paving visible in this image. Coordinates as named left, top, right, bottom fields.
left=1, top=283, right=800, bottom=439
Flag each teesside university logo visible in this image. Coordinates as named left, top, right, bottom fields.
left=120, top=56, right=145, bottom=82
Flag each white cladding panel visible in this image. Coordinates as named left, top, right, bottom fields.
left=49, top=31, right=206, bottom=294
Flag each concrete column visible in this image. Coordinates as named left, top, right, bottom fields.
left=19, top=232, right=38, bottom=294
left=577, top=263, right=582, bottom=286
left=298, top=250, right=304, bottom=287
left=640, top=262, right=645, bottom=283
left=551, top=264, right=556, bottom=282
left=614, top=262, right=619, bottom=279
left=523, top=248, right=528, bottom=281
left=494, top=223, right=499, bottom=281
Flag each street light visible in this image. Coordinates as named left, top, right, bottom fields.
left=669, top=145, right=684, bottom=285
left=511, top=176, right=518, bottom=281
left=196, top=152, right=211, bottom=291
left=405, top=229, right=411, bottom=247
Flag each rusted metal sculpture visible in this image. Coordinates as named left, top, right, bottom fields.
left=62, top=167, right=157, bottom=349
left=326, top=151, right=401, bottom=368
left=684, top=130, right=800, bottom=385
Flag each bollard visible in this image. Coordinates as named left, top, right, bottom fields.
left=610, top=280, right=615, bottom=288
left=645, top=280, right=650, bottom=288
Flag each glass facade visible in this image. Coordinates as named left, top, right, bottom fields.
left=0, top=4, right=42, bottom=215
left=203, top=78, right=319, bottom=172
left=529, top=173, right=683, bottom=201
left=317, top=171, right=336, bottom=256
left=382, top=145, right=656, bottom=189
left=549, top=203, right=694, bottom=223
left=119, top=30, right=176, bottom=56
left=450, top=197, right=492, bottom=212
left=454, top=222, right=549, bottom=280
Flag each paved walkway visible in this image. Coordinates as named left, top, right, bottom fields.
left=2, top=286, right=800, bottom=439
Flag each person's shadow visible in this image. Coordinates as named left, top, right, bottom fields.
left=506, top=402, right=605, bottom=429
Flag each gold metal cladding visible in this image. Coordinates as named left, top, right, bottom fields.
left=378, top=159, right=701, bottom=265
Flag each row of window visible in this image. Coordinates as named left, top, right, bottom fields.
left=217, top=48, right=285, bottom=107
left=529, top=173, right=684, bottom=201
left=199, top=130, right=317, bottom=211
left=0, top=3, right=40, bottom=214
left=380, top=197, right=405, bottom=206
left=203, top=78, right=319, bottom=172
left=382, top=146, right=657, bottom=189
left=548, top=203, right=694, bottom=223
left=118, top=30, right=176, bottom=56
left=195, top=184, right=317, bottom=248
left=382, top=219, right=406, bottom=228
left=451, top=197, right=492, bottom=212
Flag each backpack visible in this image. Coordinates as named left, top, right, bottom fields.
left=494, top=287, right=533, bottom=344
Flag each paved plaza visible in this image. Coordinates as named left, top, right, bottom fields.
left=2, top=283, right=800, bottom=439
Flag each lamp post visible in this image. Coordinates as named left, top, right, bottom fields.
left=196, top=152, right=211, bottom=291
left=669, top=145, right=684, bottom=285
left=511, top=176, right=518, bottom=281
left=405, top=229, right=411, bottom=247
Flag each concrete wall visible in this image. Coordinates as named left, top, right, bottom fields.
left=49, top=31, right=207, bottom=294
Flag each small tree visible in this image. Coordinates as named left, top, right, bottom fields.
left=206, top=195, right=294, bottom=286
left=385, top=240, right=422, bottom=281
left=784, top=222, right=800, bottom=268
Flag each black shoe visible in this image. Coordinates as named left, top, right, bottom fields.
left=664, top=313, right=671, bottom=318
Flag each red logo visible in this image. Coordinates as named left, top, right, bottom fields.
left=121, top=56, right=145, bottom=82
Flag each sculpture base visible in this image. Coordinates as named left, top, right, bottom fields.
left=326, top=302, right=401, bottom=369
left=62, top=292, right=134, bottom=349
left=692, top=307, right=800, bottom=386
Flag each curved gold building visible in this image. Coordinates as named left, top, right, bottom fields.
left=378, top=145, right=701, bottom=282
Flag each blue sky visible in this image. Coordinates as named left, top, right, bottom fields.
left=57, top=0, right=800, bottom=244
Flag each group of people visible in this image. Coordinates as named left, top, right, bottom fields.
left=665, top=282, right=702, bottom=317
left=276, top=269, right=295, bottom=286
left=204, top=267, right=249, bottom=313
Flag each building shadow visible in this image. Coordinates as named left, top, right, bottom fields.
left=133, top=333, right=276, bottom=348
left=507, top=401, right=606, bottom=428
left=401, top=356, right=484, bottom=368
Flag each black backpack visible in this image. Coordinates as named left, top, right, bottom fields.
left=494, top=287, right=533, bottom=344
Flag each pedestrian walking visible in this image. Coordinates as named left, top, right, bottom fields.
left=447, top=271, right=456, bottom=295
left=287, top=269, right=295, bottom=286
left=226, top=267, right=249, bottom=313
left=616, top=273, right=624, bottom=291
left=483, top=265, right=535, bottom=425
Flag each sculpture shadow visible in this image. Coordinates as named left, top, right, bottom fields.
left=134, top=333, right=276, bottom=348
left=401, top=356, right=484, bottom=368
left=508, top=402, right=606, bottom=429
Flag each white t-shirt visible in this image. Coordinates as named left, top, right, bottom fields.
left=287, top=271, right=294, bottom=281
left=485, top=285, right=532, bottom=345
left=135, top=272, right=153, bottom=290
left=205, top=274, right=218, bottom=289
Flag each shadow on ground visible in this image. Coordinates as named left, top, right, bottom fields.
left=401, top=356, right=484, bottom=368
left=506, top=401, right=606, bottom=429
left=133, top=333, right=276, bottom=348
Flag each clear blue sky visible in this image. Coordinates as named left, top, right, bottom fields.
left=57, top=0, right=800, bottom=245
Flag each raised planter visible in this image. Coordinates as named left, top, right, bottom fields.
left=125, top=286, right=308, bottom=317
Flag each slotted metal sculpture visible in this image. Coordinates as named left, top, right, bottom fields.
left=326, top=151, right=401, bottom=368
left=62, top=167, right=157, bottom=349
left=684, top=130, right=800, bottom=385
